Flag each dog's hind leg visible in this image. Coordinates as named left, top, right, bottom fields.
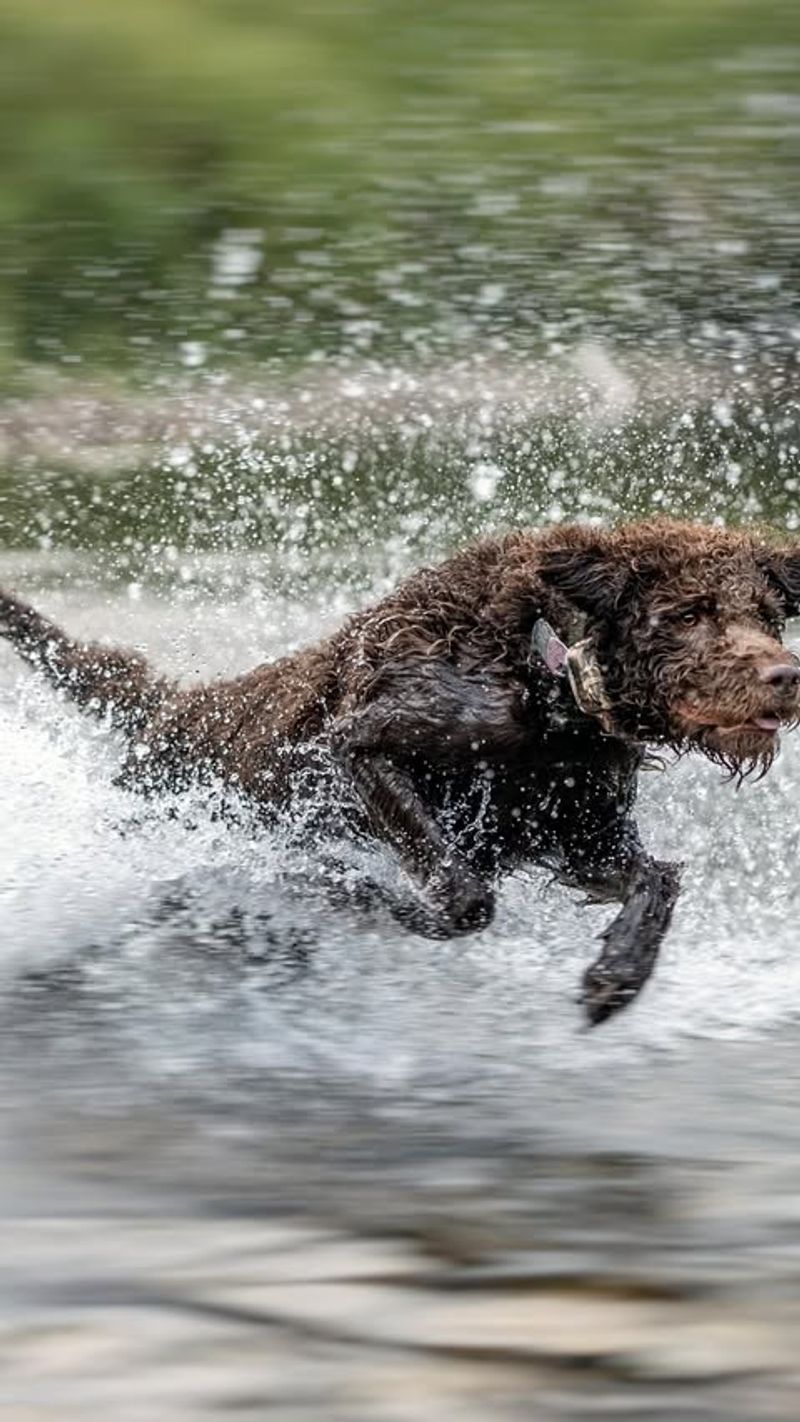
left=0, top=589, right=167, bottom=732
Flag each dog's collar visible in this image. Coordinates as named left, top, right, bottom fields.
left=531, top=618, right=618, bottom=736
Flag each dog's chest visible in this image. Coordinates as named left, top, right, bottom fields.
left=419, top=737, right=640, bottom=868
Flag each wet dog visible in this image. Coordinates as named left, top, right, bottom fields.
left=3, top=518, right=799, bottom=1023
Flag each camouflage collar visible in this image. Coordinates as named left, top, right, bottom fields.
left=531, top=618, right=618, bottom=736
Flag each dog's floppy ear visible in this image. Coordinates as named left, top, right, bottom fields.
left=539, top=539, right=631, bottom=620
left=759, top=547, right=800, bottom=618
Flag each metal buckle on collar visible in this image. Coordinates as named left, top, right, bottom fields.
left=531, top=618, right=617, bottom=735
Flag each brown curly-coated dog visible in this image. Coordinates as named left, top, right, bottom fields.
left=3, top=518, right=799, bottom=1023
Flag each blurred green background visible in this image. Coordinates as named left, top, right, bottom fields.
left=0, top=0, right=798, bottom=557
left=1, top=0, right=798, bottom=375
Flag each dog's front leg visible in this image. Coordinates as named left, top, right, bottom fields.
left=330, top=663, right=531, bottom=938
left=579, top=855, right=682, bottom=1025
left=330, top=693, right=512, bottom=938
left=332, top=741, right=494, bottom=937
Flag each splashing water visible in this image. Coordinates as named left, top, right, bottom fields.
left=4, top=394, right=800, bottom=1419
left=3, top=574, right=800, bottom=1091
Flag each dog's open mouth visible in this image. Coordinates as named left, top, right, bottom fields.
left=676, top=711, right=790, bottom=775
left=675, top=702, right=786, bottom=739
left=673, top=707, right=794, bottom=772
left=702, top=716, right=782, bottom=739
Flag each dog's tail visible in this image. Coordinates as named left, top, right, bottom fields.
left=0, top=588, right=169, bottom=733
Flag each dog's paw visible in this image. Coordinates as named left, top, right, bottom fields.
left=580, top=961, right=641, bottom=1026
left=427, top=866, right=495, bottom=937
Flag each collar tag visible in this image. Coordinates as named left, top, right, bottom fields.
left=530, top=618, right=568, bottom=676
left=531, top=619, right=618, bottom=736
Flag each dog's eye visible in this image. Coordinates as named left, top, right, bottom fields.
left=680, top=609, right=699, bottom=626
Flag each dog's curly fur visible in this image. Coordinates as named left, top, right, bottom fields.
left=3, top=517, right=800, bottom=1022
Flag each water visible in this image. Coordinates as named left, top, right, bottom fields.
left=3, top=7, right=800, bottom=1413
left=3, top=553, right=800, bottom=1418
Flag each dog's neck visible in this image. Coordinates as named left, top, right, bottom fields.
left=530, top=617, right=619, bottom=738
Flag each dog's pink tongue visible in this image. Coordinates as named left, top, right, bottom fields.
left=754, top=716, right=781, bottom=732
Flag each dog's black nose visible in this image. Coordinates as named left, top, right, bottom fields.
left=760, top=662, right=800, bottom=690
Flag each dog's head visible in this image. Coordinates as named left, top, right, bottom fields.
left=539, top=520, right=800, bottom=775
